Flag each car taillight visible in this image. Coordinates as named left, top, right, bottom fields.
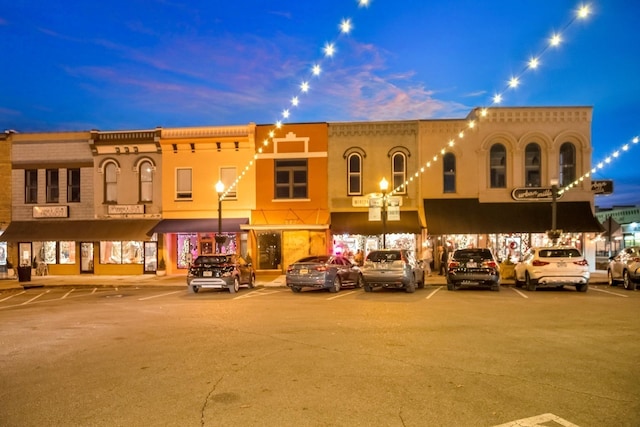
left=573, top=259, right=588, bottom=266
left=632, top=257, right=640, bottom=263
left=286, top=265, right=294, bottom=273
left=448, top=261, right=459, bottom=269
left=484, top=261, right=497, bottom=269
left=532, top=260, right=549, bottom=266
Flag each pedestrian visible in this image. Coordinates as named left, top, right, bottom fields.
left=421, top=246, right=433, bottom=276
left=354, top=249, right=364, bottom=266
left=438, top=245, right=448, bottom=275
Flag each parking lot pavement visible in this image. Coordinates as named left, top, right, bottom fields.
left=0, top=270, right=609, bottom=292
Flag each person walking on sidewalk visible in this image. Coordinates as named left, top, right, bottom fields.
left=421, top=246, right=433, bottom=276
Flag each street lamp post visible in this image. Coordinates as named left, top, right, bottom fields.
left=379, top=177, right=389, bottom=249
left=547, top=178, right=561, bottom=245
left=215, top=180, right=226, bottom=253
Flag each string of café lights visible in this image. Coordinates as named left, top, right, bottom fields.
left=220, top=0, right=372, bottom=199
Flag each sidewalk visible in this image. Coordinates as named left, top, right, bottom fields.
left=0, top=270, right=609, bottom=292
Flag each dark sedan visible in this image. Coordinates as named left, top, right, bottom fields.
left=446, top=248, right=501, bottom=291
left=286, top=255, right=363, bottom=293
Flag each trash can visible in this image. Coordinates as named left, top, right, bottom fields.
left=17, top=266, right=31, bottom=282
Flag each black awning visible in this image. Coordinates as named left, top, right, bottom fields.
left=423, top=199, right=604, bottom=234
left=0, top=219, right=160, bottom=242
left=330, top=211, right=423, bottom=235
left=150, top=218, right=249, bottom=234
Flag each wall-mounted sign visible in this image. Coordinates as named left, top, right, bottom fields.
left=33, top=205, right=69, bottom=218
left=511, top=187, right=564, bottom=201
left=353, top=193, right=403, bottom=208
left=108, top=204, right=145, bottom=215
left=591, top=180, right=613, bottom=195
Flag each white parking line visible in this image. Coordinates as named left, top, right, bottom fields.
left=591, top=287, right=629, bottom=298
left=21, top=290, right=50, bottom=305
left=425, top=286, right=442, bottom=299
left=511, top=287, right=529, bottom=299
left=327, top=290, right=358, bottom=300
left=61, top=288, right=75, bottom=299
left=234, top=290, right=281, bottom=299
left=0, top=290, right=25, bottom=302
left=493, top=412, right=580, bottom=426
left=138, top=290, right=183, bottom=301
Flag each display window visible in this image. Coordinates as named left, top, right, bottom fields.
left=99, top=241, right=143, bottom=264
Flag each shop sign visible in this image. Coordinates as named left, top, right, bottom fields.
left=591, top=180, right=613, bottom=195
left=387, top=206, right=400, bottom=221
left=108, top=204, right=145, bottom=215
left=511, top=187, right=564, bottom=201
left=32, top=205, right=69, bottom=218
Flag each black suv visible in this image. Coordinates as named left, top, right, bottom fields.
left=187, top=254, right=255, bottom=294
left=446, top=248, right=501, bottom=291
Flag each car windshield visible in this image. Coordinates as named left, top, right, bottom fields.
left=295, top=256, right=330, bottom=264
left=453, top=249, right=493, bottom=260
left=367, top=251, right=402, bottom=262
left=193, top=256, right=230, bottom=265
left=538, top=248, right=581, bottom=258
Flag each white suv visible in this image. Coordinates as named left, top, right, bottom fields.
left=514, top=246, right=589, bottom=292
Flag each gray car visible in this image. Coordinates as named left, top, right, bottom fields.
left=286, top=255, right=363, bottom=293
left=361, top=249, right=424, bottom=293
left=607, top=246, right=640, bottom=290
left=446, top=248, right=501, bottom=291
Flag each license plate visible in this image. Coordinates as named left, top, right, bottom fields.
left=203, top=271, right=213, bottom=277
left=466, top=262, right=477, bottom=268
left=299, top=269, right=308, bottom=275
left=557, top=262, right=566, bottom=267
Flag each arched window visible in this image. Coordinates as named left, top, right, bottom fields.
left=104, top=162, right=118, bottom=203
left=489, top=143, right=506, bottom=188
left=392, top=152, right=406, bottom=194
left=347, top=153, right=362, bottom=195
left=443, top=153, right=456, bottom=193
left=559, top=142, right=576, bottom=187
left=524, top=143, right=541, bottom=187
left=139, top=160, right=153, bottom=202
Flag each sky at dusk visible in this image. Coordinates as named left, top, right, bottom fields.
left=1, top=1, right=638, bottom=208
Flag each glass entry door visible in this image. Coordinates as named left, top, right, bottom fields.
left=144, top=241, right=158, bottom=274
left=80, top=242, right=94, bottom=273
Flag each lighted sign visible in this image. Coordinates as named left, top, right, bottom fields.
left=511, top=187, right=564, bottom=201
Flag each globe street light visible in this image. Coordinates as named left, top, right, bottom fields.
left=215, top=180, right=226, bottom=253
left=379, top=177, right=389, bottom=249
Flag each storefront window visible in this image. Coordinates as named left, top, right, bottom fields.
left=100, top=241, right=143, bottom=264
left=59, top=241, right=76, bottom=264
left=177, top=234, right=198, bottom=269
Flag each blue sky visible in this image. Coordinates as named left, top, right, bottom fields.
left=1, top=0, right=638, bottom=208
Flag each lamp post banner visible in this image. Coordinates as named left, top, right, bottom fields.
left=387, top=206, right=400, bottom=221
left=368, top=206, right=381, bottom=221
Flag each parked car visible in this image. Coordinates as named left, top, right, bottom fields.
left=607, top=246, right=640, bottom=290
left=360, top=249, right=424, bottom=293
left=445, top=248, right=501, bottom=291
left=187, top=254, right=255, bottom=294
left=286, top=255, right=363, bottom=293
left=513, top=246, right=589, bottom=292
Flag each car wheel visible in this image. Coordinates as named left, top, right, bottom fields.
left=290, top=286, right=301, bottom=293
left=364, top=283, right=372, bottom=292
left=525, top=273, right=536, bottom=292
left=355, top=275, right=364, bottom=288
left=189, top=285, right=199, bottom=293
left=405, top=282, right=416, bottom=293
left=607, top=269, right=616, bottom=286
left=447, top=283, right=455, bottom=291
left=417, top=272, right=425, bottom=289
left=623, top=271, right=636, bottom=290
left=229, top=276, right=240, bottom=293
left=491, top=283, right=500, bottom=292
left=576, top=283, right=588, bottom=292
left=330, top=276, right=341, bottom=293
left=514, top=275, right=523, bottom=288
left=248, top=274, right=255, bottom=289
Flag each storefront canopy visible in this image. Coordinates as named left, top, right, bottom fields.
left=0, top=219, right=160, bottom=242
left=423, top=199, right=604, bottom=235
left=149, top=218, right=249, bottom=234
left=330, top=211, right=423, bottom=235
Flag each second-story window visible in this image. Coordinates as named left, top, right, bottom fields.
left=559, top=142, right=576, bottom=187
left=104, top=162, right=118, bottom=203
left=25, top=169, right=38, bottom=204
left=220, top=167, right=237, bottom=199
left=392, top=152, right=406, bottom=194
left=46, top=169, right=59, bottom=203
left=139, top=161, right=153, bottom=202
left=176, top=168, right=192, bottom=199
left=67, top=168, right=81, bottom=202
left=347, top=153, right=362, bottom=195
left=524, top=143, right=541, bottom=187
left=275, top=159, right=307, bottom=199
left=443, top=153, right=456, bottom=193
left=490, top=143, right=506, bottom=188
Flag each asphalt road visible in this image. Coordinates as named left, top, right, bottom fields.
left=0, top=284, right=638, bottom=427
